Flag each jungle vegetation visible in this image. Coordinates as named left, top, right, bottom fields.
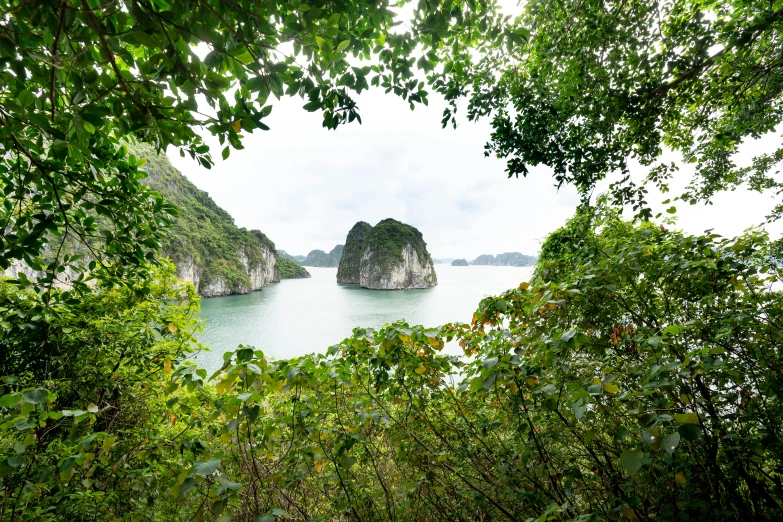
left=2, top=0, right=783, bottom=521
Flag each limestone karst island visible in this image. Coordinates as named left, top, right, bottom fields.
left=337, top=219, right=437, bottom=290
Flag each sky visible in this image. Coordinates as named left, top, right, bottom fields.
left=166, top=86, right=782, bottom=260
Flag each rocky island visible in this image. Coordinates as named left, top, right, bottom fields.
left=302, top=249, right=340, bottom=267
left=10, top=142, right=314, bottom=297
left=337, top=219, right=437, bottom=290
left=472, top=252, right=538, bottom=267
left=451, top=258, right=469, bottom=266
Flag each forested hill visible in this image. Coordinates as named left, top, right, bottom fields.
left=133, top=143, right=309, bottom=295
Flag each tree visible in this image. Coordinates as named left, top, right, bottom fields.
left=0, top=0, right=504, bottom=294
left=434, top=0, right=783, bottom=218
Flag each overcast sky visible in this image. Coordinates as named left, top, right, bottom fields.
left=166, top=82, right=782, bottom=260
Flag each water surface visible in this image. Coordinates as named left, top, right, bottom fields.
left=196, top=265, right=532, bottom=371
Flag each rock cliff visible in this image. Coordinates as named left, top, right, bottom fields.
left=338, top=219, right=437, bottom=290
left=336, top=221, right=373, bottom=284
left=451, top=258, right=469, bottom=266
left=3, top=144, right=299, bottom=298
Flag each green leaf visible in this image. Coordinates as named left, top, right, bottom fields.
left=340, top=455, right=357, bottom=469
left=661, top=432, right=680, bottom=455
left=673, top=412, right=699, bottom=424
left=216, top=475, right=243, bottom=490
left=194, top=458, right=220, bottom=476
left=22, top=389, right=48, bottom=405
left=482, top=357, right=498, bottom=369
left=678, top=424, right=702, bottom=442
left=7, top=455, right=26, bottom=467
left=0, top=394, right=22, bottom=408
left=560, top=329, right=576, bottom=342
left=17, top=89, right=34, bottom=108
left=619, top=449, right=644, bottom=475
left=336, top=40, right=350, bottom=53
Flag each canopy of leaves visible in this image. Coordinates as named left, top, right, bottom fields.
left=0, top=0, right=504, bottom=298
left=434, top=0, right=783, bottom=218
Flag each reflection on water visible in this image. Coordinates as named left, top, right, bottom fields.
left=195, top=265, right=532, bottom=371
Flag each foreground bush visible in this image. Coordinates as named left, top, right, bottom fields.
left=2, top=211, right=782, bottom=521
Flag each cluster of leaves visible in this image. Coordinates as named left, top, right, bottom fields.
left=145, top=208, right=782, bottom=521
left=0, top=262, right=206, bottom=521
left=431, top=0, right=783, bottom=218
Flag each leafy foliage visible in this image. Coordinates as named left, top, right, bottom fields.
left=3, top=210, right=782, bottom=520
left=0, top=262, right=204, bottom=521
left=433, top=0, right=783, bottom=217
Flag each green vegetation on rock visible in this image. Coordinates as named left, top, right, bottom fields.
left=451, top=258, right=469, bottom=266
left=133, top=143, right=275, bottom=294
left=337, top=222, right=374, bottom=283
left=363, top=218, right=432, bottom=276
left=275, top=255, right=311, bottom=279
left=329, top=244, right=344, bottom=261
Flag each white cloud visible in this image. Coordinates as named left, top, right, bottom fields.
left=167, top=86, right=781, bottom=260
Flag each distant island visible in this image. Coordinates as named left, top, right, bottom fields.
left=302, top=249, right=339, bottom=267
left=433, top=257, right=455, bottom=264
left=280, top=244, right=344, bottom=267
left=337, top=219, right=437, bottom=290
left=275, top=256, right=311, bottom=278
left=452, top=259, right=469, bottom=266
left=472, top=252, right=538, bottom=267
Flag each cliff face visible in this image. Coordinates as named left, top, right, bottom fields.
left=337, top=222, right=373, bottom=284
left=338, top=219, right=437, bottom=290
left=3, top=144, right=293, bottom=298
left=133, top=143, right=282, bottom=298
left=360, top=243, right=437, bottom=289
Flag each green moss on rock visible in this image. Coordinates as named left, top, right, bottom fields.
left=337, top=221, right=373, bottom=283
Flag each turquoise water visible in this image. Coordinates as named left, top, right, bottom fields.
left=195, top=265, right=532, bottom=371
